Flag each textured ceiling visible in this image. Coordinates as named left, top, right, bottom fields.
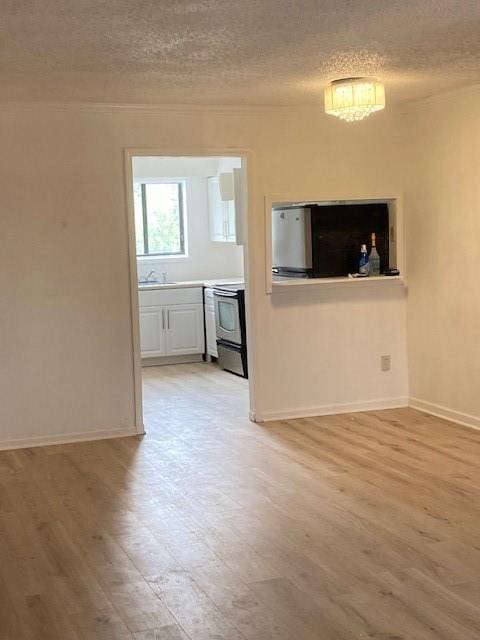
left=2, top=0, right=480, bottom=105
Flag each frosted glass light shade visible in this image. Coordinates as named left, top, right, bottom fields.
left=324, top=78, right=385, bottom=122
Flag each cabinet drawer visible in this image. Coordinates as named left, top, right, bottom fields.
left=139, top=286, right=203, bottom=307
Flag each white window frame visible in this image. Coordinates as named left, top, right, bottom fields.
left=134, top=177, right=189, bottom=262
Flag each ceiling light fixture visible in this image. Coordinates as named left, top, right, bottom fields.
left=324, top=78, right=385, bottom=122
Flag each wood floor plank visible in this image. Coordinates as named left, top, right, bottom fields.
left=133, top=624, right=190, bottom=640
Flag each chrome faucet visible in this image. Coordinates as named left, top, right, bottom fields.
left=139, top=270, right=158, bottom=284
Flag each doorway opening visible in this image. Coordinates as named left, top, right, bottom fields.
left=125, top=152, right=252, bottom=434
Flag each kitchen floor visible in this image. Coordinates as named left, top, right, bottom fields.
left=142, top=362, right=249, bottom=439
left=0, top=367, right=479, bottom=638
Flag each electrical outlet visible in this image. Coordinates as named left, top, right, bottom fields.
left=381, top=355, right=391, bottom=372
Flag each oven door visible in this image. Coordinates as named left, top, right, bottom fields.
left=214, top=291, right=241, bottom=345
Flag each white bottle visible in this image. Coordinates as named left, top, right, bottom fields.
left=369, top=232, right=380, bottom=276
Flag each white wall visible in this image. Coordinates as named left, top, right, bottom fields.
left=0, top=103, right=408, bottom=447
left=253, top=108, right=409, bottom=419
left=404, top=86, right=480, bottom=428
left=258, top=283, right=408, bottom=420
left=132, top=156, right=244, bottom=282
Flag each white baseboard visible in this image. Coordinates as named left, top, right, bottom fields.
left=0, top=426, right=140, bottom=452
left=254, top=396, right=409, bottom=423
left=409, top=397, right=480, bottom=432
left=141, top=354, right=203, bottom=367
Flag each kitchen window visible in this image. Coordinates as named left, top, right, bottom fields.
left=134, top=180, right=186, bottom=257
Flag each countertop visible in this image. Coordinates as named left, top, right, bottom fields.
left=271, top=274, right=405, bottom=289
left=138, top=277, right=244, bottom=291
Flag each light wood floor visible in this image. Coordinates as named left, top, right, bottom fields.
left=1, top=362, right=480, bottom=639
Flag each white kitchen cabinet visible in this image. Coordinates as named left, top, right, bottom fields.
left=208, top=168, right=246, bottom=245
left=139, top=307, right=166, bottom=357
left=208, top=175, right=237, bottom=243
left=139, top=286, right=203, bottom=307
left=207, top=176, right=227, bottom=242
left=139, top=287, right=205, bottom=359
left=204, top=287, right=218, bottom=358
left=219, top=172, right=235, bottom=200
left=165, top=304, right=204, bottom=355
left=225, top=201, right=236, bottom=243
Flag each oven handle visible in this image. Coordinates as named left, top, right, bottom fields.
left=213, top=290, right=238, bottom=298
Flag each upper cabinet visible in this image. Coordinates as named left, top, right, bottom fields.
left=207, top=176, right=228, bottom=242
left=219, top=172, right=234, bottom=200
left=208, top=168, right=245, bottom=245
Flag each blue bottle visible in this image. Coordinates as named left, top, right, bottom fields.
left=359, top=244, right=369, bottom=276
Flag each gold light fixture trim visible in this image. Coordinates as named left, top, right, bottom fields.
left=324, top=77, right=385, bottom=122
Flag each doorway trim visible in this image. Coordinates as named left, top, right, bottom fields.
left=123, top=147, right=255, bottom=434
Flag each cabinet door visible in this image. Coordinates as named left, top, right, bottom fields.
left=165, top=304, right=205, bottom=356
left=219, top=172, right=235, bottom=200
left=205, top=305, right=218, bottom=358
left=207, top=176, right=226, bottom=242
left=139, top=307, right=166, bottom=357
left=224, top=200, right=236, bottom=243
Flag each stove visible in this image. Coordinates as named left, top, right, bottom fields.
left=213, top=284, right=248, bottom=378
